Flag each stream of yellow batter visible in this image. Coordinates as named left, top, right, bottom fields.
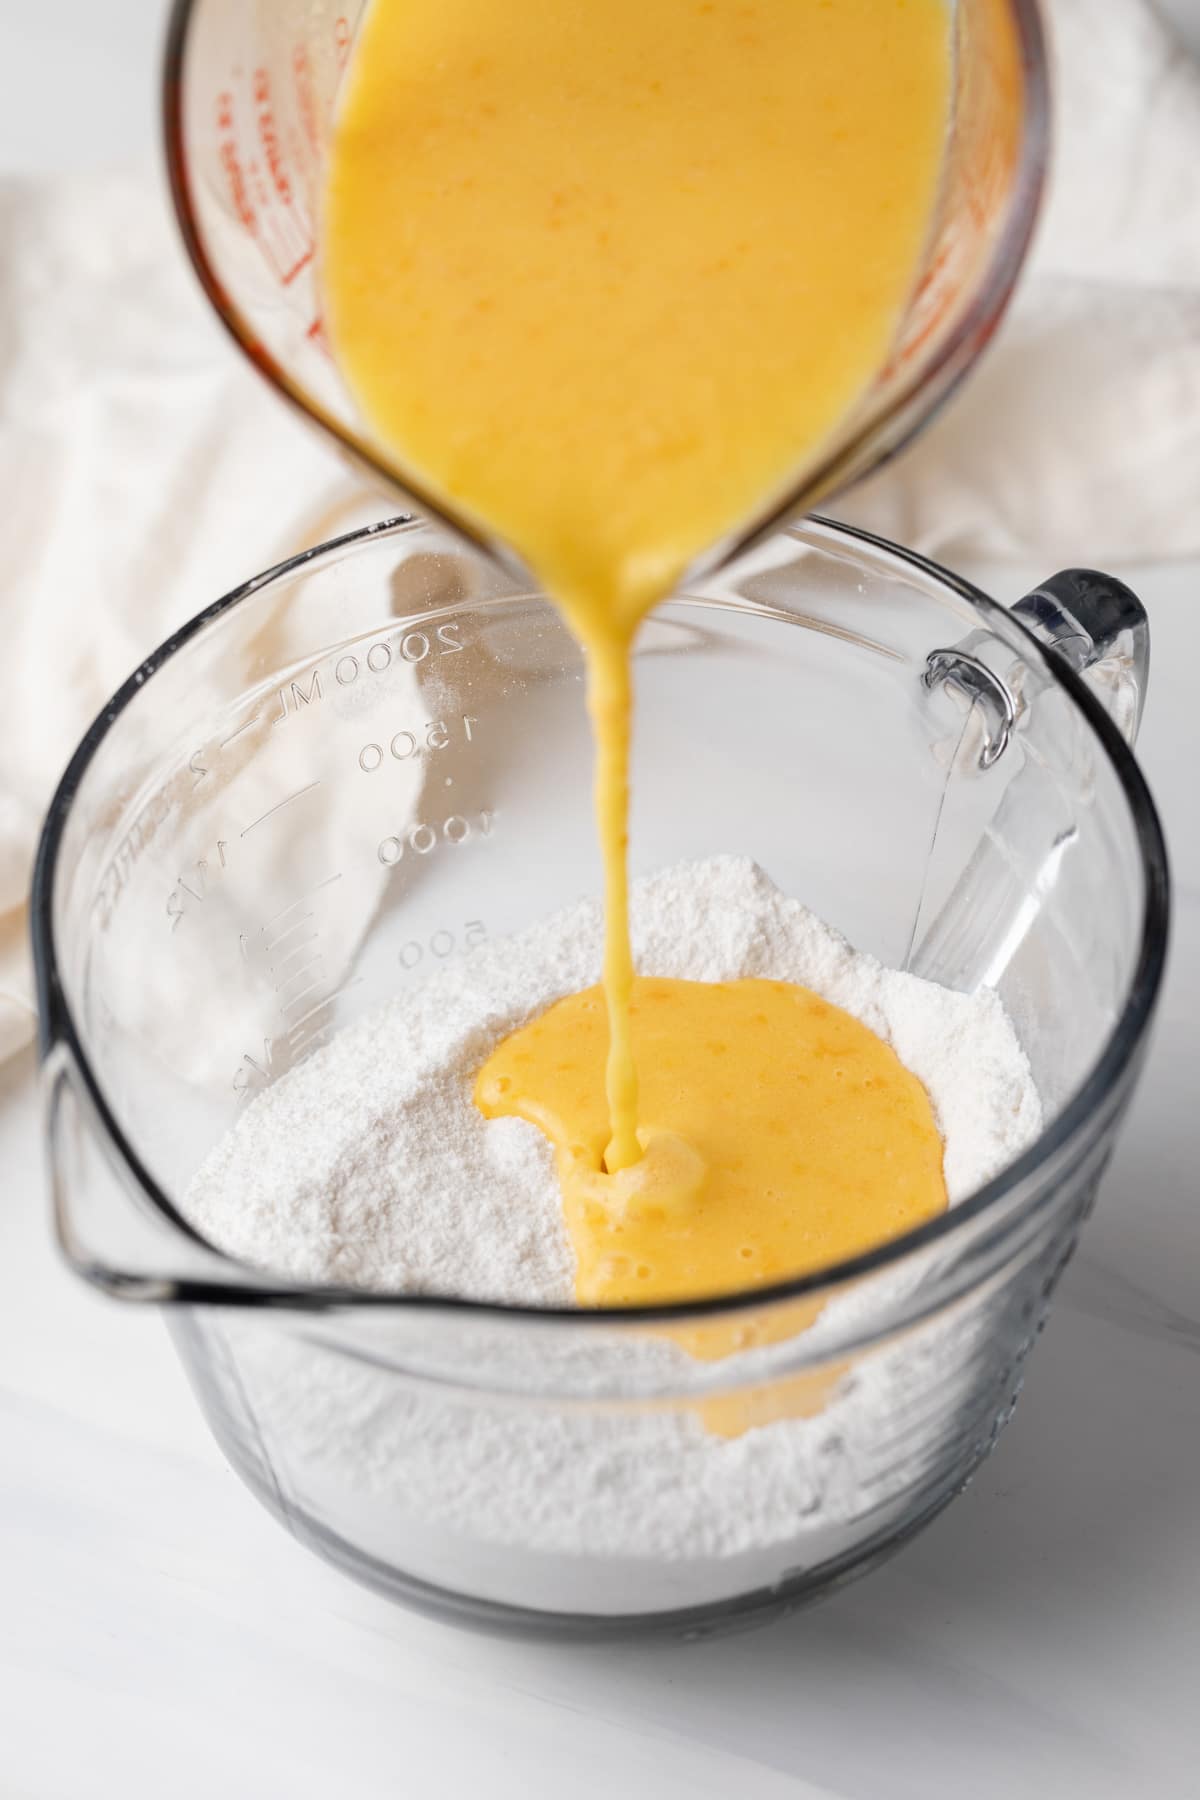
left=323, top=0, right=952, bottom=1306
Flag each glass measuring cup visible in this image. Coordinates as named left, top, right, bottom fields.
left=34, top=518, right=1167, bottom=1636
left=162, top=0, right=1049, bottom=578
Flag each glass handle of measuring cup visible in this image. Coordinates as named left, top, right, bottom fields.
left=909, top=568, right=1152, bottom=988
left=1011, top=568, right=1150, bottom=745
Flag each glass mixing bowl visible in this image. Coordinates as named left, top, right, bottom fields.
left=33, top=518, right=1167, bottom=1637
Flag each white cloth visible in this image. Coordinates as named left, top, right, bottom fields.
left=838, top=0, right=1200, bottom=560
left=0, top=175, right=372, bottom=1059
left=1, top=0, right=1198, bottom=1060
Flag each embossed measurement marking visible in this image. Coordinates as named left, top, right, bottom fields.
left=279, top=957, right=324, bottom=1004
left=232, top=1040, right=275, bottom=1101
left=288, top=978, right=363, bottom=1037
left=261, top=871, right=343, bottom=936
left=377, top=809, right=493, bottom=866
left=95, top=785, right=172, bottom=930
left=182, top=617, right=472, bottom=787
left=167, top=839, right=229, bottom=931
left=268, top=670, right=322, bottom=727
left=358, top=715, right=476, bottom=773
left=265, top=915, right=316, bottom=955
left=232, top=871, right=360, bottom=1098
left=272, top=618, right=466, bottom=722
left=270, top=933, right=319, bottom=972
left=398, top=921, right=487, bottom=970
left=240, top=779, right=322, bottom=838
left=220, top=714, right=261, bottom=749
left=233, top=970, right=367, bottom=1100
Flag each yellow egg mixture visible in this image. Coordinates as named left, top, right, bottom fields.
left=323, top=0, right=952, bottom=1307
left=476, top=979, right=946, bottom=1305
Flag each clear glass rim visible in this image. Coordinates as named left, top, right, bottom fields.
left=159, top=0, right=1051, bottom=582
left=31, top=515, right=1171, bottom=1326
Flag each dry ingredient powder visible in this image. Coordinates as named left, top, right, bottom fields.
left=183, top=858, right=1043, bottom=1616
left=185, top=857, right=1041, bottom=1297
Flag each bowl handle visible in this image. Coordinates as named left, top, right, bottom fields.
left=909, top=569, right=1153, bottom=985
left=1011, top=569, right=1149, bottom=745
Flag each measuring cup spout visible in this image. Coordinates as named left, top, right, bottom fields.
left=42, top=1044, right=214, bottom=1301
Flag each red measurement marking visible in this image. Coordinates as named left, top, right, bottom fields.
left=335, top=15, right=351, bottom=64
left=215, top=91, right=256, bottom=232
left=306, top=314, right=332, bottom=360
left=217, top=66, right=317, bottom=288
left=281, top=245, right=314, bottom=286
left=253, top=67, right=293, bottom=206
left=877, top=244, right=961, bottom=379
left=253, top=211, right=315, bottom=287
left=292, top=43, right=321, bottom=155
left=247, top=155, right=271, bottom=215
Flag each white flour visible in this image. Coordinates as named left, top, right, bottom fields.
left=183, top=858, right=1044, bottom=1616
left=186, top=857, right=1040, bottom=1298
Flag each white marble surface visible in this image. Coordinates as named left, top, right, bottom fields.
left=3, top=9, right=1200, bottom=1794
